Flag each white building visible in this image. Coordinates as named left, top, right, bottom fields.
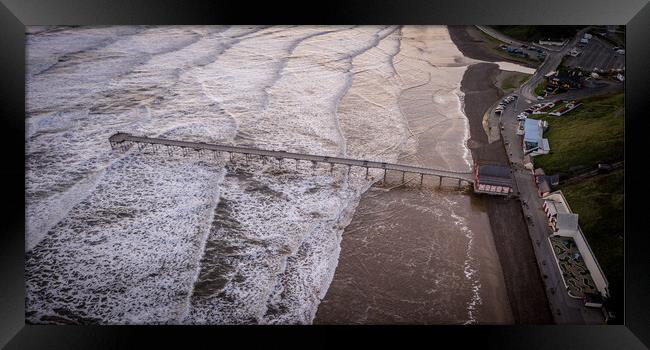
left=522, top=118, right=550, bottom=156
left=539, top=38, right=568, bottom=46
left=543, top=191, right=610, bottom=299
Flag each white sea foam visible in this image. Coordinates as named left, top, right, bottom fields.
left=26, top=25, right=482, bottom=325
left=446, top=198, right=482, bottom=325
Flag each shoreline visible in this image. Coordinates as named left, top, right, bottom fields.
left=451, top=25, right=554, bottom=323
left=447, top=25, right=539, bottom=69
left=314, top=26, right=513, bottom=325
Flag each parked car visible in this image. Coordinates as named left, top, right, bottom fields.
left=537, top=96, right=545, bottom=100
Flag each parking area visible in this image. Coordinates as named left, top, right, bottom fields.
left=564, top=37, right=624, bottom=72
left=497, top=44, right=547, bottom=62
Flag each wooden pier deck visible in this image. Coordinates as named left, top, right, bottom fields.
left=109, top=132, right=474, bottom=186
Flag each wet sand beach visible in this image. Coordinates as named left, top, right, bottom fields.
left=25, top=25, right=550, bottom=325
left=451, top=26, right=553, bottom=323
left=315, top=26, right=513, bottom=324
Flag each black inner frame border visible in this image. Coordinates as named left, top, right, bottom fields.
left=1, top=0, right=649, bottom=348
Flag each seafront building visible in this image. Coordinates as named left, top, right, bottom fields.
left=520, top=118, right=550, bottom=156
left=542, top=190, right=610, bottom=307
left=473, top=163, right=513, bottom=195
left=534, top=168, right=558, bottom=197
left=539, top=38, right=568, bottom=46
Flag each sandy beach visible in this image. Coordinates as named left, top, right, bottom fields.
left=25, top=25, right=550, bottom=325
left=315, top=26, right=514, bottom=325
left=316, top=25, right=554, bottom=324
left=450, top=25, right=553, bottom=323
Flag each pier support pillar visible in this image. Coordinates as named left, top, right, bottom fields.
left=402, top=171, right=405, bottom=183
left=439, top=176, right=443, bottom=187
left=383, top=169, right=387, bottom=183
left=347, top=165, right=351, bottom=175
left=458, top=178, right=462, bottom=189
left=229, top=152, right=233, bottom=162
left=365, top=167, right=369, bottom=180
left=420, top=174, right=423, bottom=186
left=330, top=163, right=334, bottom=173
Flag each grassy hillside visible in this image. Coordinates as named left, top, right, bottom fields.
left=533, top=90, right=624, bottom=323
left=500, top=72, right=531, bottom=93
left=477, top=30, right=541, bottom=68
left=532, top=92, right=624, bottom=175
left=561, top=169, right=624, bottom=322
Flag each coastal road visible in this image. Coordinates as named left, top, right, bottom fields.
left=517, top=27, right=592, bottom=101
left=491, top=26, right=620, bottom=324
left=499, top=96, right=606, bottom=324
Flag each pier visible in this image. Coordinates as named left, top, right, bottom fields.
left=109, top=132, right=475, bottom=188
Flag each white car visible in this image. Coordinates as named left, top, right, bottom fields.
left=537, top=96, right=544, bottom=100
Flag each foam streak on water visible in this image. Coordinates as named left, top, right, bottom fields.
left=26, top=26, right=486, bottom=324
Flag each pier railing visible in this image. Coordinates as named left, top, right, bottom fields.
left=109, top=132, right=474, bottom=186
